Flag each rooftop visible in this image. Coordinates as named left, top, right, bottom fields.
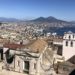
left=26, top=39, right=48, bottom=53
left=3, top=43, right=25, bottom=50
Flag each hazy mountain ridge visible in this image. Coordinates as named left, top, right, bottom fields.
left=0, top=17, right=20, bottom=22
left=29, top=16, right=74, bottom=27
left=30, top=16, right=68, bottom=23
left=0, top=16, right=75, bottom=27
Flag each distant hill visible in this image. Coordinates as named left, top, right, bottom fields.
left=0, top=17, right=20, bottom=22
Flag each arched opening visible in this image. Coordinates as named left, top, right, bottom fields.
left=66, top=41, right=68, bottom=46
left=5, top=50, right=14, bottom=64
left=71, top=41, right=73, bottom=47
left=69, top=35, right=71, bottom=39
left=73, top=35, right=74, bottom=38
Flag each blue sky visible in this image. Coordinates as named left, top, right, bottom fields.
left=0, top=0, right=75, bottom=20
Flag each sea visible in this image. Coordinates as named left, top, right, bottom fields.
left=44, top=27, right=75, bottom=36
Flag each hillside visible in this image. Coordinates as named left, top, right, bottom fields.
left=29, top=16, right=73, bottom=27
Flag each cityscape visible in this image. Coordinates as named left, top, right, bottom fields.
left=0, top=0, right=75, bottom=75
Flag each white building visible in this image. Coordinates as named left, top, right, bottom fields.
left=63, top=31, right=75, bottom=61
left=52, top=31, right=75, bottom=61
left=46, top=32, right=51, bottom=37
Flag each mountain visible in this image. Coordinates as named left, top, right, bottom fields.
left=32, top=17, right=46, bottom=22
left=0, top=16, right=75, bottom=27
left=0, top=17, right=20, bottom=22
left=28, top=16, right=75, bottom=27
left=30, top=16, right=68, bottom=23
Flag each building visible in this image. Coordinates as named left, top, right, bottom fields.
left=52, top=31, right=75, bottom=61
left=63, top=31, right=75, bottom=61
left=0, top=31, right=75, bottom=75
left=0, top=39, right=54, bottom=75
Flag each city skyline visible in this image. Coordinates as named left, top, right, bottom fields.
left=0, top=0, right=75, bottom=21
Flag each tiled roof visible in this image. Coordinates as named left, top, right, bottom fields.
left=3, top=43, right=25, bottom=50
left=26, top=39, right=47, bottom=53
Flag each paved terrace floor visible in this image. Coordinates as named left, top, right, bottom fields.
left=0, top=69, right=28, bottom=75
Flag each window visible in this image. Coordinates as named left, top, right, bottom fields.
left=0, top=49, right=3, bottom=60
left=73, top=35, right=74, bottom=38
left=23, top=61, right=29, bottom=74
left=24, top=61, right=29, bottom=70
left=57, top=46, right=62, bottom=56
left=71, top=41, right=73, bottom=47
left=66, top=41, right=68, bottom=46
left=69, top=35, right=71, bottom=39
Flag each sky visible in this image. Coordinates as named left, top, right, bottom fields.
left=0, top=0, right=75, bottom=21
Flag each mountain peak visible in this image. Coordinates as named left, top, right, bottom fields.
left=31, top=16, right=60, bottom=23
left=47, top=16, right=57, bottom=20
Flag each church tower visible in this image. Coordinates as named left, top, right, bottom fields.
left=63, top=31, right=75, bottom=61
